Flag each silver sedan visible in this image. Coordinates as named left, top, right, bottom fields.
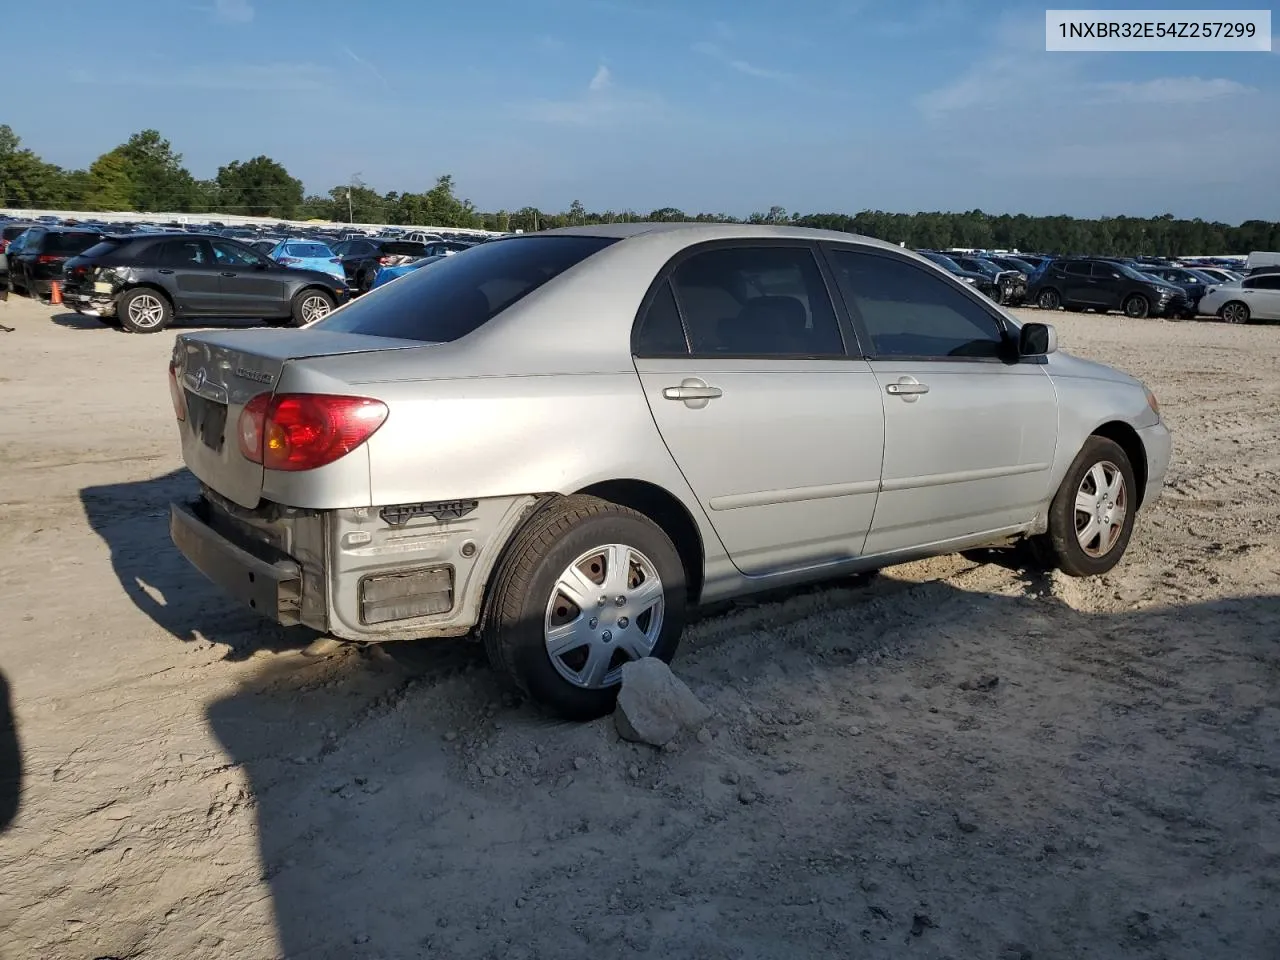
left=166, top=223, right=1171, bottom=718
left=1196, top=274, right=1280, bottom=324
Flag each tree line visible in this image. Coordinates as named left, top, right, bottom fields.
left=2, top=125, right=1277, bottom=256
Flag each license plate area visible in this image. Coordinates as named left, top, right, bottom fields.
left=185, top=389, right=228, bottom=452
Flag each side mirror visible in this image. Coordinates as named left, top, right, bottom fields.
left=1018, top=321, right=1057, bottom=357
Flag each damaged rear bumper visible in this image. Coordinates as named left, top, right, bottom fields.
left=63, top=291, right=117, bottom=317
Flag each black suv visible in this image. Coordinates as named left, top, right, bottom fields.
left=1029, top=258, right=1186, bottom=318
left=6, top=226, right=104, bottom=298
left=332, top=238, right=429, bottom=292
left=949, top=255, right=1028, bottom=304
left=61, top=233, right=349, bottom=333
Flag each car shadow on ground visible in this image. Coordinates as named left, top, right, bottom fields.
left=48, top=311, right=113, bottom=331
left=80, top=469, right=317, bottom=660
left=0, top=671, right=21, bottom=834
left=49, top=311, right=276, bottom=332
left=203, top=576, right=1280, bottom=959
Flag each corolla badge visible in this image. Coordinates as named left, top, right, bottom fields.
left=234, top=367, right=275, bottom=384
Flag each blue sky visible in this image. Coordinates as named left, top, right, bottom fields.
left=5, top=0, right=1277, bottom=221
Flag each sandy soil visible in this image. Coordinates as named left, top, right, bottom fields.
left=0, top=299, right=1277, bottom=960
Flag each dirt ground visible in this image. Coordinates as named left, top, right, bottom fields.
left=0, top=298, right=1277, bottom=960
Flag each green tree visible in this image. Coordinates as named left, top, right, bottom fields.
left=215, top=156, right=303, bottom=217
left=0, top=124, right=72, bottom=207
left=83, top=151, right=135, bottom=211
left=115, top=129, right=196, bottom=212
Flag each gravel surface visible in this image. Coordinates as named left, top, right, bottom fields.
left=1, top=300, right=1277, bottom=959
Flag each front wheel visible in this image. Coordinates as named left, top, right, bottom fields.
left=1036, top=288, right=1061, bottom=310
left=1220, top=301, right=1250, bottom=325
left=1123, top=294, right=1150, bottom=319
left=483, top=495, right=688, bottom=720
left=1036, top=436, right=1137, bottom=577
left=118, top=289, right=172, bottom=334
left=290, top=288, right=335, bottom=327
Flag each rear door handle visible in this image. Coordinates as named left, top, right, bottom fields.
left=221, top=271, right=237, bottom=278
left=662, top=378, right=722, bottom=408
left=158, top=268, right=174, bottom=275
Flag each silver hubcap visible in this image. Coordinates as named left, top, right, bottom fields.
left=544, top=544, right=665, bottom=689
left=1223, top=304, right=1246, bottom=324
left=1074, top=461, right=1128, bottom=558
left=127, top=294, right=164, bottom=328
left=1126, top=297, right=1146, bottom=317
left=300, top=295, right=331, bottom=323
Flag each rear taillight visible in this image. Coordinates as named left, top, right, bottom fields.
left=168, top=361, right=187, bottom=421
left=37, top=254, right=63, bottom=264
left=377, top=256, right=392, bottom=265
left=238, top=393, right=388, bottom=471
left=0, top=240, right=7, bottom=253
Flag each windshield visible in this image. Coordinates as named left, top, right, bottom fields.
left=1114, top=262, right=1157, bottom=282
left=312, top=235, right=617, bottom=342
left=999, top=258, right=1036, bottom=274
left=283, top=242, right=333, bottom=258
left=922, top=252, right=962, bottom=273
left=966, top=259, right=1000, bottom=277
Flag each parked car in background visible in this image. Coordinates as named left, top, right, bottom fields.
left=1244, top=251, right=1280, bottom=273
left=1193, top=267, right=1243, bottom=284
left=164, top=222, right=1170, bottom=719
left=403, top=230, right=444, bottom=244
left=0, top=246, right=8, bottom=302
left=333, top=238, right=429, bottom=292
left=422, top=239, right=477, bottom=258
left=1135, top=265, right=1211, bottom=316
left=0, top=222, right=35, bottom=255
left=918, top=251, right=1001, bottom=300
left=60, top=233, right=348, bottom=333
left=1196, top=274, right=1280, bottom=324
left=1030, top=258, right=1186, bottom=318
left=949, top=255, right=1028, bottom=304
left=370, top=254, right=445, bottom=288
left=6, top=226, right=103, bottom=298
left=268, top=239, right=345, bottom=281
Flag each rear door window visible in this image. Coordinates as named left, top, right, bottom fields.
left=161, top=239, right=214, bottom=267
left=43, top=232, right=101, bottom=255
left=312, top=235, right=617, bottom=342
left=1066, top=262, right=1093, bottom=277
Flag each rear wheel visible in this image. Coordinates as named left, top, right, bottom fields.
left=483, top=495, right=688, bottom=720
left=290, top=288, right=335, bottom=327
left=1036, top=436, right=1137, bottom=577
left=1037, top=288, right=1061, bottom=310
left=1123, top=294, right=1150, bottom=319
left=118, top=289, right=172, bottom=334
left=1220, top=301, right=1250, bottom=325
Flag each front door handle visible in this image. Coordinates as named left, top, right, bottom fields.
left=221, top=271, right=238, bottom=278
left=885, top=376, right=929, bottom=403
left=158, top=268, right=174, bottom=275
left=662, top=378, right=722, bottom=409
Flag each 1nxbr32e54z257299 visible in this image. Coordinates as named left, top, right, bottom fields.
left=166, top=223, right=1171, bottom=720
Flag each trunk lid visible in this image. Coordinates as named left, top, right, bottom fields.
left=172, top=329, right=418, bottom=508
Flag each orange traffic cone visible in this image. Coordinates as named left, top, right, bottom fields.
left=49, top=281, right=63, bottom=305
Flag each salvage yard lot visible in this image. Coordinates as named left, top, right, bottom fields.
left=0, top=300, right=1278, bottom=959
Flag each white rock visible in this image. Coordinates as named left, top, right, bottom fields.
left=613, top=658, right=711, bottom=747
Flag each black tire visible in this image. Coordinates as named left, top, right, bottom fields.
left=1123, top=294, right=1150, bottom=319
left=483, top=495, right=688, bottom=720
left=1036, top=288, right=1061, bottom=310
left=118, top=288, right=173, bottom=334
left=1035, top=436, right=1138, bottom=578
left=290, top=288, right=335, bottom=327
left=1220, top=301, right=1250, bottom=325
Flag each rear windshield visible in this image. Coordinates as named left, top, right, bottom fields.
left=284, top=242, right=333, bottom=258
left=379, top=240, right=428, bottom=257
left=80, top=239, right=127, bottom=259
left=3, top=225, right=33, bottom=241
left=312, top=235, right=617, bottom=342
left=43, top=232, right=101, bottom=254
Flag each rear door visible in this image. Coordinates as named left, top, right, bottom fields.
left=211, top=239, right=286, bottom=316
left=157, top=239, right=221, bottom=313
left=1244, top=274, right=1280, bottom=319
left=632, top=242, right=884, bottom=576
left=823, top=245, right=1059, bottom=556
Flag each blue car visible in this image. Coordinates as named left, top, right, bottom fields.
left=371, top=254, right=445, bottom=289
left=269, top=239, right=345, bottom=281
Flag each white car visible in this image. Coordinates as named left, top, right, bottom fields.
left=1196, top=274, right=1280, bottom=324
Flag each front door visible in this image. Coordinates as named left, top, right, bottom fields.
left=632, top=243, right=885, bottom=577
left=210, top=239, right=286, bottom=317
left=823, top=245, right=1059, bottom=557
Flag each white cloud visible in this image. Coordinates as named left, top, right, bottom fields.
left=1092, top=77, right=1255, bottom=104
left=211, top=0, right=253, bottom=23
left=692, top=41, right=796, bottom=84
left=523, top=66, right=665, bottom=126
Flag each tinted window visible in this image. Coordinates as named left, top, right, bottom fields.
left=1250, top=275, right=1280, bottom=290
left=828, top=248, right=1006, bottom=359
left=633, top=281, right=688, bottom=355
left=284, top=242, right=332, bottom=258
left=312, top=235, right=616, bottom=342
left=379, top=241, right=427, bottom=257
left=161, top=240, right=212, bottom=266
left=211, top=239, right=263, bottom=267
left=80, top=239, right=127, bottom=260
left=1065, top=262, right=1092, bottom=277
left=668, top=246, right=844, bottom=357
left=2, top=225, right=33, bottom=242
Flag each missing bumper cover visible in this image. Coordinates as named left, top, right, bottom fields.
left=359, top=566, right=454, bottom=624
